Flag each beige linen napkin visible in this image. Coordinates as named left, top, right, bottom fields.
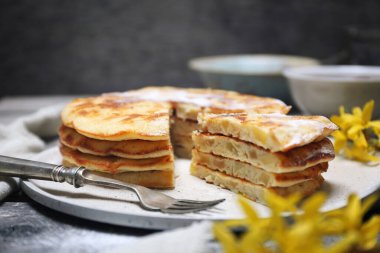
left=0, top=104, right=64, bottom=201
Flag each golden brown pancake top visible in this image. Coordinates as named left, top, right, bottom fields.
left=61, top=87, right=290, bottom=141
left=62, top=95, right=171, bottom=141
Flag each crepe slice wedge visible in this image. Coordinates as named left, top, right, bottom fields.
left=198, top=113, right=338, bottom=152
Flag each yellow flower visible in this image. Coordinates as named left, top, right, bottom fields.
left=330, top=100, right=380, bottom=163
left=213, top=222, right=239, bottom=253
left=343, top=145, right=379, bottom=163
left=265, top=191, right=301, bottom=214
left=332, top=130, right=348, bottom=154
left=214, top=193, right=380, bottom=253
left=326, top=194, right=380, bottom=251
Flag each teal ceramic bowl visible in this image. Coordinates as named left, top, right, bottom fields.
left=189, top=54, right=320, bottom=104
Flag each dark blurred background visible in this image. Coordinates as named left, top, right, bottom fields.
left=1, top=0, right=380, bottom=96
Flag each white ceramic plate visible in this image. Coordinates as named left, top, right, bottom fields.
left=22, top=147, right=380, bottom=230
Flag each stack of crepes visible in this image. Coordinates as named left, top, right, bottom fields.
left=59, top=95, right=175, bottom=189
left=120, top=86, right=291, bottom=159
left=191, top=113, right=338, bottom=202
left=58, top=86, right=290, bottom=189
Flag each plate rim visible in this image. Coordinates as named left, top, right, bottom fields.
left=22, top=147, right=380, bottom=230
left=21, top=179, right=212, bottom=230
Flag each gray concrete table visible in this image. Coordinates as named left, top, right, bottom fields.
left=0, top=96, right=156, bottom=253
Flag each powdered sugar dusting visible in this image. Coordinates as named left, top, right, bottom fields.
left=112, top=87, right=287, bottom=111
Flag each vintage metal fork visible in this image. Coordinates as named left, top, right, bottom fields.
left=0, top=155, right=224, bottom=214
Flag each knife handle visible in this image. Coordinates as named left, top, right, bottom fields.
left=0, top=155, right=86, bottom=187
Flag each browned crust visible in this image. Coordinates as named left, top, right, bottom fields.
left=63, top=159, right=174, bottom=189
left=193, top=149, right=328, bottom=182
left=277, top=138, right=335, bottom=167
left=59, top=125, right=172, bottom=158
left=195, top=132, right=334, bottom=169
left=270, top=176, right=324, bottom=197
left=191, top=163, right=324, bottom=200
left=63, top=97, right=171, bottom=140
left=274, top=162, right=327, bottom=181
left=75, top=127, right=168, bottom=139
left=60, top=144, right=173, bottom=174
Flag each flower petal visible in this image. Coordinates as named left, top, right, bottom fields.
left=339, top=115, right=362, bottom=131
left=339, top=106, right=346, bottom=116
left=352, top=106, right=363, bottom=120
left=362, top=100, right=375, bottom=124
left=346, top=194, right=362, bottom=229
left=343, top=146, right=379, bottom=163
left=332, top=131, right=347, bottom=153
left=302, top=192, right=326, bottom=214
left=213, top=223, right=238, bottom=253
left=362, top=194, right=379, bottom=216
left=265, top=192, right=300, bottom=214
left=358, top=216, right=380, bottom=250
left=326, top=232, right=357, bottom=253
left=368, top=121, right=380, bottom=145
left=353, top=131, right=368, bottom=148
left=239, top=197, right=259, bottom=222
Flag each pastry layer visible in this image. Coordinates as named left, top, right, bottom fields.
left=192, top=132, right=334, bottom=173
left=62, top=96, right=171, bottom=141
left=170, top=117, right=198, bottom=137
left=190, top=163, right=324, bottom=203
left=59, top=125, right=172, bottom=159
left=171, top=133, right=193, bottom=150
left=63, top=160, right=174, bottom=189
left=192, top=149, right=328, bottom=187
left=117, top=86, right=291, bottom=121
left=171, top=132, right=193, bottom=158
left=198, top=113, right=337, bottom=152
left=60, top=144, right=174, bottom=173
left=173, top=145, right=192, bottom=159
